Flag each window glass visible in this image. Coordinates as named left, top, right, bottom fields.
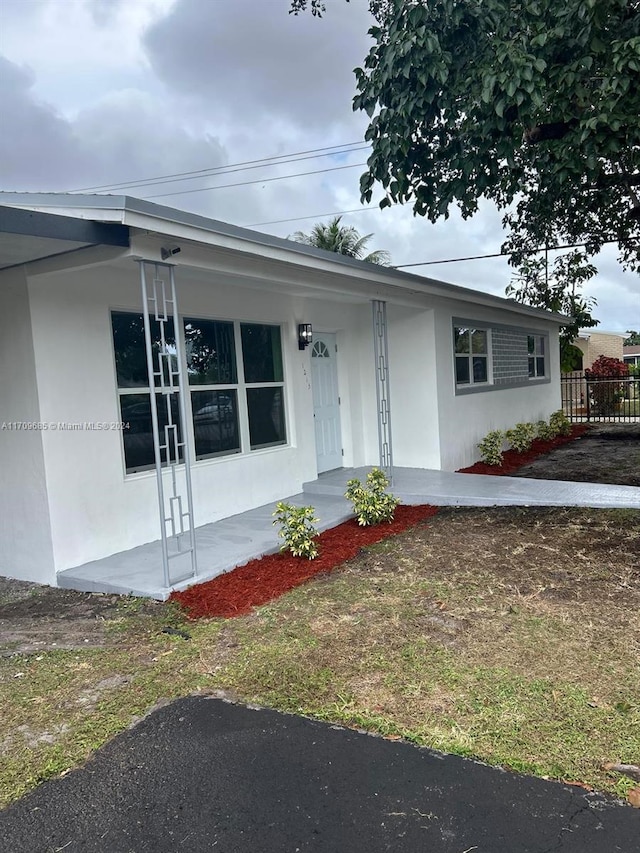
left=119, top=392, right=183, bottom=472
left=528, top=335, right=546, bottom=377
left=473, top=357, right=488, bottom=383
left=241, top=324, right=284, bottom=383
left=247, top=387, right=286, bottom=449
left=471, top=329, right=487, bottom=354
left=184, top=318, right=236, bottom=385
left=455, top=356, right=470, bottom=384
left=454, top=327, right=470, bottom=353
left=191, top=390, right=240, bottom=459
left=111, top=311, right=176, bottom=389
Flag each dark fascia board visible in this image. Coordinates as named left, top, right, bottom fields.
left=0, top=205, right=129, bottom=248
left=0, top=192, right=565, bottom=325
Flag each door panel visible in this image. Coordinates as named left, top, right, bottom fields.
left=310, top=333, right=342, bottom=473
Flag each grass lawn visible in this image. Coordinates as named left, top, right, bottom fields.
left=1, top=506, right=639, bottom=807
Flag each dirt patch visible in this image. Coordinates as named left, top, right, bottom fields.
left=511, top=423, right=640, bottom=486
left=0, top=579, right=163, bottom=655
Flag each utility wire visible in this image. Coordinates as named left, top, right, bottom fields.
left=393, top=238, right=622, bottom=267
left=68, top=141, right=368, bottom=193
left=142, top=162, right=368, bottom=200
left=245, top=206, right=378, bottom=227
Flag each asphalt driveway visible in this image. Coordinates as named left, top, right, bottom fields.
left=1, top=696, right=637, bottom=852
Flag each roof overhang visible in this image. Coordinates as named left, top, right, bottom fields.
left=0, top=192, right=567, bottom=325
left=0, top=205, right=129, bottom=271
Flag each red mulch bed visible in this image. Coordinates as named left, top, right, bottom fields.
left=457, top=424, right=590, bottom=476
left=170, top=504, right=439, bottom=620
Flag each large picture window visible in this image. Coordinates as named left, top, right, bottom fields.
left=111, top=312, right=287, bottom=473
left=454, top=327, right=490, bottom=386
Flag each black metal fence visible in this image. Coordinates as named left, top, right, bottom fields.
left=561, top=373, right=640, bottom=422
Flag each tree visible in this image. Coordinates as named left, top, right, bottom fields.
left=624, top=330, right=640, bottom=346
left=291, top=0, right=640, bottom=317
left=289, top=215, right=391, bottom=264
left=505, top=249, right=598, bottom=370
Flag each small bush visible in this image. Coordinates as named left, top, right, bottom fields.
left=548, top=409, right=571, bottom=437
left=506, top=422, right=536, bottom=453
left=345, top=468, right=399, bottom=526
left=535, top=419, right=555, bottom=441
left=272, top=502, right=319, bottom=559
left=477, top=430, right=505, bottom=466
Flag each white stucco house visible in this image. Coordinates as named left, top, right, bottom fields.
left=1, top=193, right=564, bottom=593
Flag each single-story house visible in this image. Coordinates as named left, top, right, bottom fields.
left=1, top=192, right=565, bottom=591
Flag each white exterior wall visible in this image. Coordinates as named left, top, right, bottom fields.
left=25, top=260, right=381, bottom=572
left=386, top=305, right=441, bottom=469
left=432, top=300, right=562, bottom=471
left=0, top=267, right=56, bottom=584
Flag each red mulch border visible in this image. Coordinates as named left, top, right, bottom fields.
left=170, top=504, right=439, bottom=620
left=456, top=424, right=590, bottom=476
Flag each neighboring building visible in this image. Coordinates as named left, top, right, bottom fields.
left=1, top=193, right=565, bottom=592
left=623, top=345, right=640, bottom=370
left=571, top=331, right=626, bottom=371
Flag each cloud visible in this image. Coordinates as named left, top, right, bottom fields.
left=0, top=56, right=227, bottom=195
left=0, top=56, right=79, bottom=189
left=143, top=0, right=374, bottom=133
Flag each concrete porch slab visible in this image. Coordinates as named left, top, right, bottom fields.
left=57, top=467, right=640, bottom=601
left=57, top=492, right=354, bottom=601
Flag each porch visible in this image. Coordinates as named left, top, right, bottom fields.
left=57, top=467, right=640, bottom=600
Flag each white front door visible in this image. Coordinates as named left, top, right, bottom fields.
left=311, top=333, right=342, bottom=473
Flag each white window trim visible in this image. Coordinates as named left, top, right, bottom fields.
left=453, top=325, right=493, bottom=389
left=527, top=334, right=547, bottom=379
left=111, top=310, right=289, bottom=476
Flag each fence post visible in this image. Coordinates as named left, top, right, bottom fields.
left=585, top=375, right=591, bottom=422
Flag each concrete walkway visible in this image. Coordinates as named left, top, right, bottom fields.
left=1, top=697, right=636, bottom=853
left=58, top=467, right=640, bottom=600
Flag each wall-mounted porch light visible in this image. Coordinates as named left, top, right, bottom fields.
left=298, top=323, right=313, bottom=351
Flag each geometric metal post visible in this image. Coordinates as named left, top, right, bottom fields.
left=371, top=299, right=394, bottom=482
left=139, top=260, right=197, bottom=588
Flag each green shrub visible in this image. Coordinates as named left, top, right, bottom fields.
left=345, top=467, right=399, bottom=526
left=535, top=419, right=554, bottom=441
left=477, top=430, right=505, bottom=466
left=506, top=422, right=536, bottom=453
left=548, top=409, right=572, bottom=437
left=272, top=502, right=319, bottom=559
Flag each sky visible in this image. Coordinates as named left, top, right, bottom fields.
left=0, top=0, right=637, bottom=334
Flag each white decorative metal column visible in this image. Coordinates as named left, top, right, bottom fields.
left=372, top=299, right=393, bottom=481
left=139, top=260, right=197, bottom=588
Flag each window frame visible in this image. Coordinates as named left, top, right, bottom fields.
left=453, top=325, right=492, bottom=389
left=110, top=309, right=289, bottom=475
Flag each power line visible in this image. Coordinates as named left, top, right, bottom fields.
left=68, top=141, right=368, bottom=193
left=245, top=206, right=378, bottom=227
left=142, top=162, right=368, bottom=200
left=393, top=238, right=622, bottom=268
left=395, top=252, right=506, bottom=267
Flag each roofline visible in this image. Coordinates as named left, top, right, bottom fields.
left=0, top=192, right=567, bottom=325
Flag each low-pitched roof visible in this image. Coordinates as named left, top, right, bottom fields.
left=0, top=192, right=566, bottom=324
